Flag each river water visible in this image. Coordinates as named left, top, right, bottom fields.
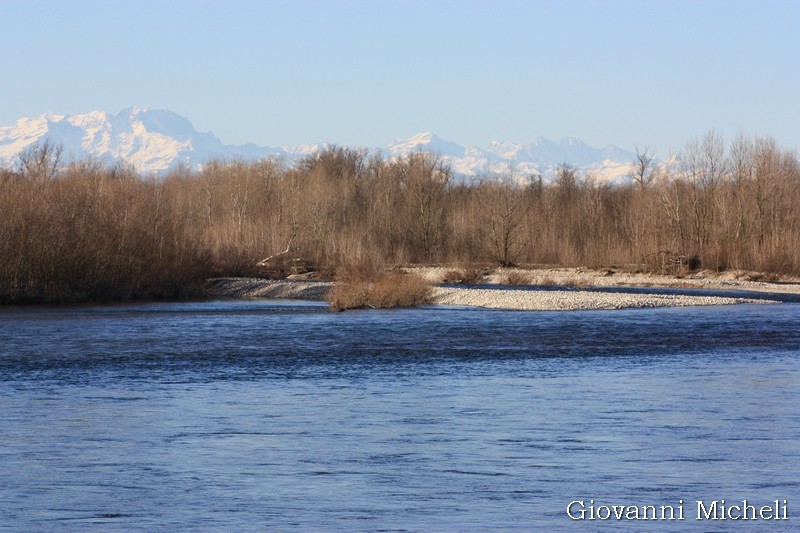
left=1, top=300, right=798, bottom=531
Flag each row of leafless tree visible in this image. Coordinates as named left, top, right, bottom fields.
left=1, top=132, right=798, bottom=303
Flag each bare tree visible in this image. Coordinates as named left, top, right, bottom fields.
left=630, top=145, right=656, bottom=189
left=480, top=178, right=530, bottom=266
left=402, top=152, right=451, bottom=261
left=680, top=131, right=726, bottom=254
left=18, top=139, right=63, bottom=182
left=555, top=162, right=579, bottom=194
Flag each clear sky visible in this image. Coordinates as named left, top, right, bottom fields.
left=2, top=0, right=798, bottom=154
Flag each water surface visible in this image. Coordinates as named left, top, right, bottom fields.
left=1, top=300, right=798, bottom=531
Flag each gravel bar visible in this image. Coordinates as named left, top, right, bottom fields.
left=431, top=286, right=771, bottom=311
left=208, top=277, right=777, bottom=310
left=207, top=278, right=333, bottom=300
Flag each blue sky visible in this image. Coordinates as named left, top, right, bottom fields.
left=2, top=0, right=798, bottom=154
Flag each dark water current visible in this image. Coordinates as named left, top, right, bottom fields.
left=1, top=300, right=799, bottom=531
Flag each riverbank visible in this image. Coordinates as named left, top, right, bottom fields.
left=207, top=278, right=333, bottom=300
left=208, top=266, right=799, bottom=310
left=430, top=286, right=764, bottom=311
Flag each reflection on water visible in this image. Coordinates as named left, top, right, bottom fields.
left=1, top=301, right=799, bottom=531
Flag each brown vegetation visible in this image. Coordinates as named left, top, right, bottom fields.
left=1, top=132, right=799, bottom=304
left=441, top=267, right=486, bottom=285
left=562, top=277, right=592, bottom=289
left=0, top=147, right=210, bottom=303
left=441, top=269, right=467, bottom=284
left=504, top=271, right=532, bottom=286
left=327, top=272, right=432, bottom=311
left=370, top=273, right=433, bottom=309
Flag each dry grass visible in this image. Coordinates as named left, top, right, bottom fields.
left=440, top=267, right=485, bottom=285
left=371, top=273, right=433, bottom=308
left=334, top=263, right=381, bottom=283
left=462, top=268, right=486, bottom=285
left=739, top=271, right=782, bottom=283
left=327, top=272, right=432, bottom=311
left=326, top=281, right=373, bottom=311
left=562, top=277, right=592, bottom=288
left=504, top=271, right=531, bottom=286
left=441, top=269, right=466, bottom=284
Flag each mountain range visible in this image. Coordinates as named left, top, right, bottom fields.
left=0, top=107, right=641, bottom=183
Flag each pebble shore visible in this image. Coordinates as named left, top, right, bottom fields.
left=431, top=286, right=766, bottom=311
left=207, top=278, right=333, bottom=300
left=208, top=273, right=781, bottom=311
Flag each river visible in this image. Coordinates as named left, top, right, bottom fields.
left=1, top=300, right=798, bottom=531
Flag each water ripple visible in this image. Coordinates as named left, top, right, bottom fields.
left=0, top=300, right=798, bottom=531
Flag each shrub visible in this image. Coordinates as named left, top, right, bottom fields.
left=327, top=272, right=432, bottom=311
left=742, top=271, right=782, bottom=283
left=327, top=280, right=373, bottom=311
left=440, top=267, right=485, bottom=285
left=371, top=273, right=433, bottom=308
left=563, top=277, right=591, bottom=288
left=462, top=268, right=486, bottom=285
left=441, top=269, right=466, bottom=284
left=504, top=271, right=531, bottom=286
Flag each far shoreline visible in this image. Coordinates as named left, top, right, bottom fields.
left=4, top=266, right=798, bottom=311
left=207, top=266, right=800, bottom=311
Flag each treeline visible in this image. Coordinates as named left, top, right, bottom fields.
left=1, top=132, right=798, bottom=303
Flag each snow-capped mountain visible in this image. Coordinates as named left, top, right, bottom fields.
left=0, top=107, right=279, bottom=174
left=387, top=132, right=637, bottom=183
left=388, top=132, right=467, bottom=158
left=0, top=107, right=639, bottom=182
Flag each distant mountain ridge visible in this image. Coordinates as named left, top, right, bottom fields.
left=0, top=107, right=276, bottom=174
left=387, top=131, right=637, bottom=183
left=0, top=107, right=639, bottom=182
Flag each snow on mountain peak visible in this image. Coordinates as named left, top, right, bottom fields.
left=409, top=131, right=436, bottom=143
left=123, top=105, right=151, bottom=115
left=0, top=108, right=640, bottom=182
left=389, top=132, right=465, bottom=158
left=44, top=112, right=65, bottom=122
left=389, top=131, right=437, bottom=150
left=0, top=107, right=278, bottom=174
left=487, top=140, right=522, bottom=160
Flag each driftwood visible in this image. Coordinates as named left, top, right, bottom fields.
left=256, top=244, right=291, bottom=268
left=256, top=238, right=314, bottom=277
